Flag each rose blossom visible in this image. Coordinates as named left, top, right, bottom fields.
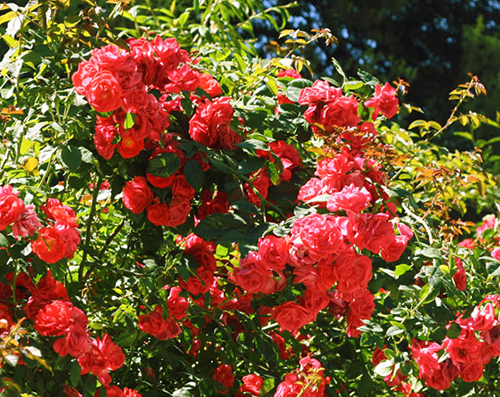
left=12, top=205, right=40, bottom=238
left=31, top=226, right=67, bottom=264
left=86, top=71, right=123, bottom=113
left=122, top=177, right=153, bottom=214
left=0, top=185, right=25, bottom=231
left=272, top=301, right=313, bottom=332
left=364, top=82, right=399, bottom=119
left=213, top=364, right=235, bottom=394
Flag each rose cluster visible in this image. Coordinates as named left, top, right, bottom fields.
left=31, top=199, right=80, bottom=264
left=73, top=37, right=241, bottom=161
left=1, top=270, right=140, bottom=395
left=233, top=89, right=411, bottom=337
left=138, top=286, right=188, bottom=340
left=138, top=234, right=217, bottom=341
left=0, top=186, right=81, bottom=264
left=412, top=294, right=500, bottom=390
left=274, top=356, right=330, bottom=397
left=0, top=185, right=40, bottom=239
left=298, top=79, right=398, bottom=135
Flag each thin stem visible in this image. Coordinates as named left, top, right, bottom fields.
left=79, top=174, right=103, bottom=283
left=401, top=202, right=434, bottom=246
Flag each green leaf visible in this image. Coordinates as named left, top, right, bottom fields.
left=70, top=361, right=81, bottom=386
left=415, top=247, right=442, bottom=259
left=61, top=145, right=82, bottom=172
left=147, top=152, right=181, bottom=178
left=5, top=354, right=19, bottom=367
left=343, top=80, right=364, bottom=91
left=231, top=199, right=258, bottom=213
left=236, top=139, right=269, bottom=152
left=181, top=95, right=193, bottom=117
left=0, top=233, right=8, bottom=248
left=124, top=112, right=135, bottom=129
left=395, top=264, right=412, bottom=277
left=184, top=159, right=204, bottom=191
left=267, top=162, right=280, bottom=185
left=408, top=120, right=429, bottom=130
left=331, top=57, right=346, bottom=82
left=447, top=322, right=462, bottom=339
left=386, top=326, right=404, bottom=337
left=260, top=378, right=275, bottom=395
left=374, top=359, right=394, bottom=377
left=357, top=373, right=373, bottom=397
left=453, top=131, right=473, bottom=141
left=172, top=384, right=195, bottom=397
left=357, top=69, right=380, bottom=84
left=194, top=213, right=246, bottom=242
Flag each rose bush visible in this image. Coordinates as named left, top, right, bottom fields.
left=0, top=0, right=499, bottom=396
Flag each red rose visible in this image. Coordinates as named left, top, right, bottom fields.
left=364, top=82, right=398, bottom=119
left=197, top=190, right=229, bottom=220
left=245, top=169, right=271, bottom=207
left=291, top=213, right=347, bottom=260
left=213, top=364, right=235, bottom=394
left=12, top=205, right=40, bottom=238
left=41, top=198, right=78, bottom=227
left=346, top=212, right=396, bottom=255
left=321, top=95, right=360, bottom=129
left=172, top=175, right=195, bottom=201
left=180, top=266, right=213, bottom=296
left=87, top=71, right=123, bottom=113
left=117, top=130, right=145, bottom=159
left=302, top=289, right=330, bottom=314
left=55, top=221, right=81, bottom=259
left=71, top=60, right=98, bottom=96
left=234, top=252, right=270, bottom=293
left=257, top=236, right=289, bottom=272
left=147, top=202, right=170, bottom=226
left=0, top=185, right=25, bottom=231
left=31, top=227, right=67, bottom=264
left=123, top=388, right=142, bottom=397
left=166, top=198, right=191, bottom=227
left=53, top=325, right=91, bottom=358
left=164, top=64, right=200, bottom=93
left=138, top=305, right=167, bottom=339
left=278, top=69, right=301, bottom=79
left=94, top=116, right=118, bottom=160
left=78, top=334, right=125, bottom=386
left=189, top=97, right=238, bottom=149
left=167, top=287, right=189, bottom=320
left=63, top=384, right=83, bottom=397
left=122, top=177, right=153, bottom=214
left=333, top=252, right=372, bottom=293
left=346, top=289, right=375, bottom=337
left=184, top=234, right=216, bottom=271
left=272, top=301, right=313, bottom=332
left=99, top=334, right=126, bottom=371
left=34, top=300, right=74, bottom=336
left=240, top=374, right=263, bottom=396
left=198, top=73, right=222, bottom=97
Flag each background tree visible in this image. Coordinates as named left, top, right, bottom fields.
left=258, top=0, right=500, bottom=153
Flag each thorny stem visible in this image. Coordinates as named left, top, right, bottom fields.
left=401, top=202, right=434, bottom=246
left=79, top=174, right=103, bottom=284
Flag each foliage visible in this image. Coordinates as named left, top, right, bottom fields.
left=0, top=0, right=500, bottom=396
